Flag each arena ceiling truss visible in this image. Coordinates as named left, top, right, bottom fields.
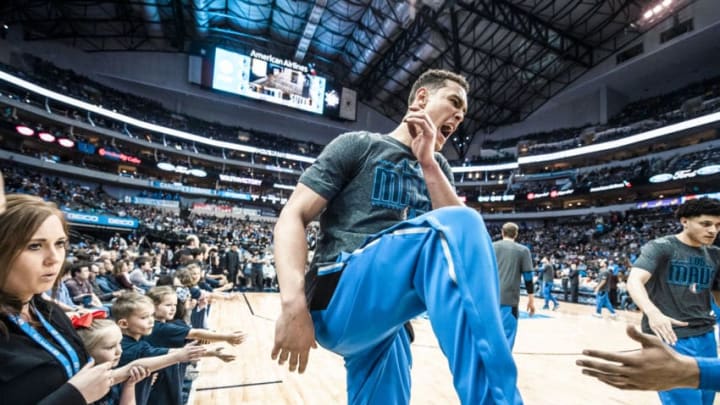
left=0, top=0, right=686, bottom=158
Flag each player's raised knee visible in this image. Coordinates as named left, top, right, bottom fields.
left=431, top=206, right=484, bottom=231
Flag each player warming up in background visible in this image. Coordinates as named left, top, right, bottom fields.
left=493, top=222, right=535, bottom=349
left=626, top=198, right=720, bottom=405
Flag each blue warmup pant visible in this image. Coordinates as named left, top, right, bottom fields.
left=311, top=207, right=522, bottom=405
left=594, top=291, right=616, bottom=315
left=658, top=331, right=717, bottom=405
left=542, top=282, right=558, bottom=309
left=500, top=306, right=519, bottom=349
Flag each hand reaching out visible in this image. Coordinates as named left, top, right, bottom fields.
left=577, top=325, right=699, bottom=391
left=179, top=341, right=206, bottom=362
left=209, top=347, right=237, bottom=363
left=225, top=331, right=246, bottom=345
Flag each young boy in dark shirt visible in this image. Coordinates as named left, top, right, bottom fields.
left=112, top=292, right=205, bottom=405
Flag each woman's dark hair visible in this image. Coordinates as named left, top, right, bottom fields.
left=0, top=194, right=68, bottom=336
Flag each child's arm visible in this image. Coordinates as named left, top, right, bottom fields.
left=118, top=365, right=150, bottom=405
left=203, top=346, right=237, bottom=363
left=187, top=329, right=246, bottom=345
left=111, top=342, right=206, bottom=382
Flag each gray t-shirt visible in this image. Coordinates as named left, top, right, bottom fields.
left=542, top=263, right=554, bottom=283
left=597, top=269, right=611, bottom=293
left=634, top=235, right=720, bottom=339
left=299, top=131, right=454, bottom=303
left=493, top=239, right=533, bottom=306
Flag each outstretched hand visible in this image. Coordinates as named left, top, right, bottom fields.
left=271, top=301, right=317, bottom=373
left=225, top=330, right=246, bottom=345
left=576, top=325, right=699, bottom=391
left=210, top=347, right=237, bottom=363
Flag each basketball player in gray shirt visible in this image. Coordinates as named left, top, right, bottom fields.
left=627, top=198, right=720, bottom=405
left=493, top=222, right=535, bottom=349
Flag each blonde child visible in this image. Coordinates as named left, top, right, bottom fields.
left=144, top=286, right=245, bottom=404
left=111, top=292, right=205, bottom=405
left=147, top=286, right=245, bottom=346
left=76, top=317, right=206, bottom=405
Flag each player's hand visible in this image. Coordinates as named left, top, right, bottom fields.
left=526, top=295, right=535, bottom=317
left=577, top=325, right=699, bottom=391
left=271, top=300, right=317, bottom=373
left=403, top=104, right=437, bottom=166
left=646, top=309, right=687, bottom=345
left=67, top=359, right=113, bottom=403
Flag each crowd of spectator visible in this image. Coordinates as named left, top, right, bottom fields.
left=6, top=53, right=718, bottom=176
left=474, top=144, right=720, bottom=199
left=473, top=74, right=720, bottom=163
left=0, top=56, right=322, bottom=161
left=1, top=158, right=694, bottom=314
left=4, top=54, right=720, bottom=217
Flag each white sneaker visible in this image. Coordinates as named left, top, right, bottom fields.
left=592, top=313, right=603, bottom=318
left=610, top=313, right=618, bottom=320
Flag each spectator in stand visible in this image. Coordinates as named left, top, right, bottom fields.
left=0, top=193, right=114, bottom=404
left=88, top=262, right=123, bottom=303
left=112, top=259, right=137, bottom=291
left=109, top=233, right=127, bottom=251
left=65, top=261, right=103, bottom=308
left=129, top=257, right=156, bottom=292
left=220, top=243, right=242, bottom=291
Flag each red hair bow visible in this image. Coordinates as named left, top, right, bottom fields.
left=71, top=310, right=107, bottom=329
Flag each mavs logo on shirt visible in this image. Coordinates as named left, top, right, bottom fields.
left=371, top=159, right=431, bottom=218
left=667, top=256, right=714, bottom=291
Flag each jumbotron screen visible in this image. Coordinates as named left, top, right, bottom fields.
left=212, top=47, right=327, bottom=115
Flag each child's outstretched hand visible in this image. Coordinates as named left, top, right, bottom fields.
left=226, top=331, right=246, bottom=345
left=180, top=341, right=207, bottom=362
left=210, top=347, right=237, bottom=363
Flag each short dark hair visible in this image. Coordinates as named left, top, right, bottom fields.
left=70, top=261, right=90, bottom=277
left=675, top=198, right=720, bottom=220
left=407, top=69, right=469, bottom=106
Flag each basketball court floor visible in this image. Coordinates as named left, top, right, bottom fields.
left=188, top=294, right=697, bottom=405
